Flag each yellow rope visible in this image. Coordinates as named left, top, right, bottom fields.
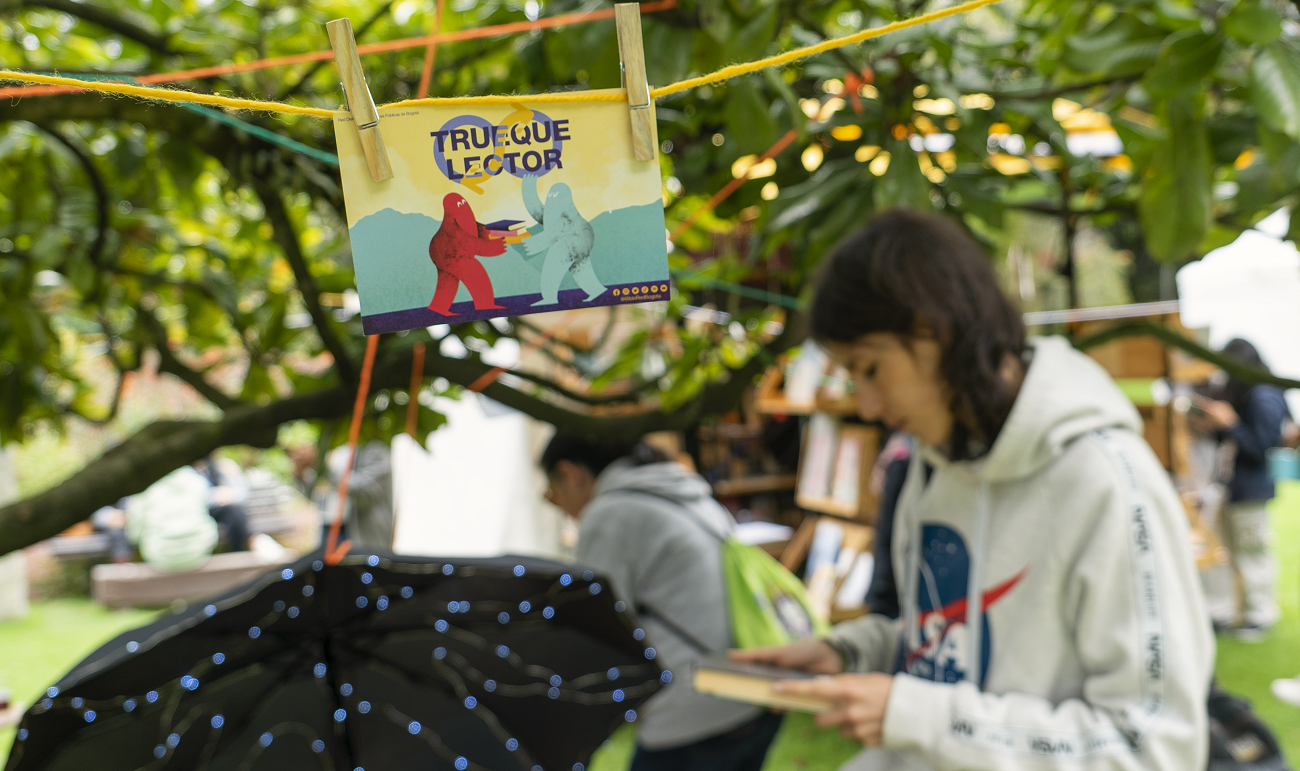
left=650, top=0, right=1003, bottom=98
left=0, top=0, right=1001, bottom=116
left=384, top=90, right=626, bottom=109
left=0, top=71, right=335, bottom=117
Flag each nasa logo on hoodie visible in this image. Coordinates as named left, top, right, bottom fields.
left=901, top=524, right=1025, bottom=687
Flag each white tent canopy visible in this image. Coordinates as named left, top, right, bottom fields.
left=391, top=394, right=567, bottom=560
left=1177, top=209, right=1300, bottom=418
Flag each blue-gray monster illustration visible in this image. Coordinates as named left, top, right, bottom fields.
left=522, top=175, right=607, bottom=306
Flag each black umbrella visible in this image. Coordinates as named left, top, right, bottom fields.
left=6, top=552, right=665, bottom=771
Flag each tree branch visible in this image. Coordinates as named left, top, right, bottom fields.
left=1007, top=200, right=1135, bottom=216
left=0, top=95, right=344, bottom=213
left=33, top=123, right=110, bottom=274
left=0, top=385, right=347, bottom=557
left=12, top=0, right=173, bottom=55
left=252, top=179, right=357, bottom=385
left=1074, top=320, right=1300, bottom=390
left=0, top=315, right=806, bottom=557
left=137, top=305, right=243, bottom=410
left=280, top=1, right=395, bottom=100
left=505, top=369, right=657, bottom=405
left=987, top=76, right=1138, bottom=102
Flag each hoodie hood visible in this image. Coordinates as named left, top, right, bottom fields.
left=920, top=336, right=1142, bottom=482
left=594, top=458, right=714, bottom=503
left=591, top=459, right=734, bottom=537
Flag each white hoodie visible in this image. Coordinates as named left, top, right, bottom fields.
left=830, top=336, right=1214, bottom=771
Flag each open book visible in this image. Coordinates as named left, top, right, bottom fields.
left=693, top=656, right=834, bottom=713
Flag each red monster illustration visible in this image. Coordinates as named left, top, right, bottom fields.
left=427, top=193, right=507, bottom=316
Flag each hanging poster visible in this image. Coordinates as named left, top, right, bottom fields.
left=334, top=92, right=669, bottom=334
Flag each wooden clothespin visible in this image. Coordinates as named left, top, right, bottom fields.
left=327, top=18, right=393, bottom=182
left=614, top=3, right=658, bottom=162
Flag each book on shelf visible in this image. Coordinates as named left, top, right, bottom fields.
left=833, top=551, right=875, bottom=612
left=692, top=656, right=833, bottom=713
left=797, top=413, right=839, bottom=500
left=797, top=418, right=881, bottom=519
left=829, top=427, right=866, bottom=507
left=802, top=517, right=874, bottom=618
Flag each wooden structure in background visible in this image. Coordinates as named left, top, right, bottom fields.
left=92, top=550, right=295, bottom=608
left=699, top=351, right=885, bottom=624
left=1075, top=311, right=1213, bottom=477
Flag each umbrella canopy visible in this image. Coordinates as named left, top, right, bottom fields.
left=7, top=552, right=665, bottom=771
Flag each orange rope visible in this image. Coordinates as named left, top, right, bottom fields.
left=0, top=0, right=677, bottom=100
left=406, top=341, right=426, bottom=437
left=416, top=0, right=447, bottom=100
left=467, top=312, right=578, bottom=393
left=324, top=334, right=379, bottom=565
left=670, top=128, right=798, bottom=241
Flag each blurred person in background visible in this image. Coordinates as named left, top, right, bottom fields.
left=126, top=466, right=218, bottom=571
left=862, top=431, right=912, bottom=619
left=540, top=435, right=782, bottom=771
left=91, top=499, right=134, bottom=563
left=286, top=439, right=394, bottom=552
left=193, top=455, right=251, bottom=552
left=1193, top=338, right=1292, bottom=641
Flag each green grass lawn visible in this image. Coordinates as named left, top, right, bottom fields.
left=4, top=483, right=1297, bottom=769
left=0, top=600, right=157, bottom=766
left=1214, top=479, right=1300, bottom=763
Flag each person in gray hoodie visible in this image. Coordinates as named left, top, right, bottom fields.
left=540, top=435, right=783, bottom=771
left=734, top=210, right=1214, bottom=771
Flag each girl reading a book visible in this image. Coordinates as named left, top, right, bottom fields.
left=731, top=209, right=1213, bottom=771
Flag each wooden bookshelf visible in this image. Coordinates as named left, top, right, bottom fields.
left=755, top=360, right=858, bottom=417
left=794, top=495, right=862, bottom=518
left=713, top=474, right=797, bottom=497
left=795, top=418, right=881, bottom=522
left=778, top=514, right=876, bottom=621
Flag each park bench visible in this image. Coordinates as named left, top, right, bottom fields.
left=91, top=549, right=295, bottom=608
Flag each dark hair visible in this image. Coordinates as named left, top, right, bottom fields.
left=1221, top=338, right=1269, bottom=412
left=810, top=209, right=1026, bottom=460
left=539, top=435, right=667, bottom=477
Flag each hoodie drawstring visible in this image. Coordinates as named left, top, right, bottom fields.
left=967, top=481, right=990, bottom=689
left=900, top=454, right=926, bottom=660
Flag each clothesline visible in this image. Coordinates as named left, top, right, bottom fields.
left=0, top=0, right=1002, bottom=116
left=0, top=0, right=679, bottom=100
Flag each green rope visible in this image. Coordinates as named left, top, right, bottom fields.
left=58, top=73, right=339, bottom=167
left=671, top=269, right=805, bottom=310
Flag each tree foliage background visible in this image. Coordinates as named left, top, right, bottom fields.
left=4, top=0, right=1300, bottom=553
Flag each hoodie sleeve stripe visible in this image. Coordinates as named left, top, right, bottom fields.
left=1089, top=428, right=1167, bottom=744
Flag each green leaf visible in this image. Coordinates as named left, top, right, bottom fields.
left=700, top=0, right=734, bottom=44
left=642, top=19, right=695, bottom=86
left=1287, top=203, right=1300, bottom=244
left=1064, top=14, right=1166, bottom=78
left=1138, top=98, right=1212, bottom=262
left=1197, top=223, right=1243, bottom=254
left=729, top=4, right=778, bottom=63
left=724, top=77, right=777, bottom=155
left=1251, top=39, right=1300, bottom=138
left=1145, top=31, right=1223, bottom=96
left=874, top=139, right=931, bottom=212
left=766, top=163, right=860, bottom=231
left=1223, top=1, right=1282, bottom=46
left=240, top=361, right=276, bottom=403
left=929, top=35, right=954, bottom=67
